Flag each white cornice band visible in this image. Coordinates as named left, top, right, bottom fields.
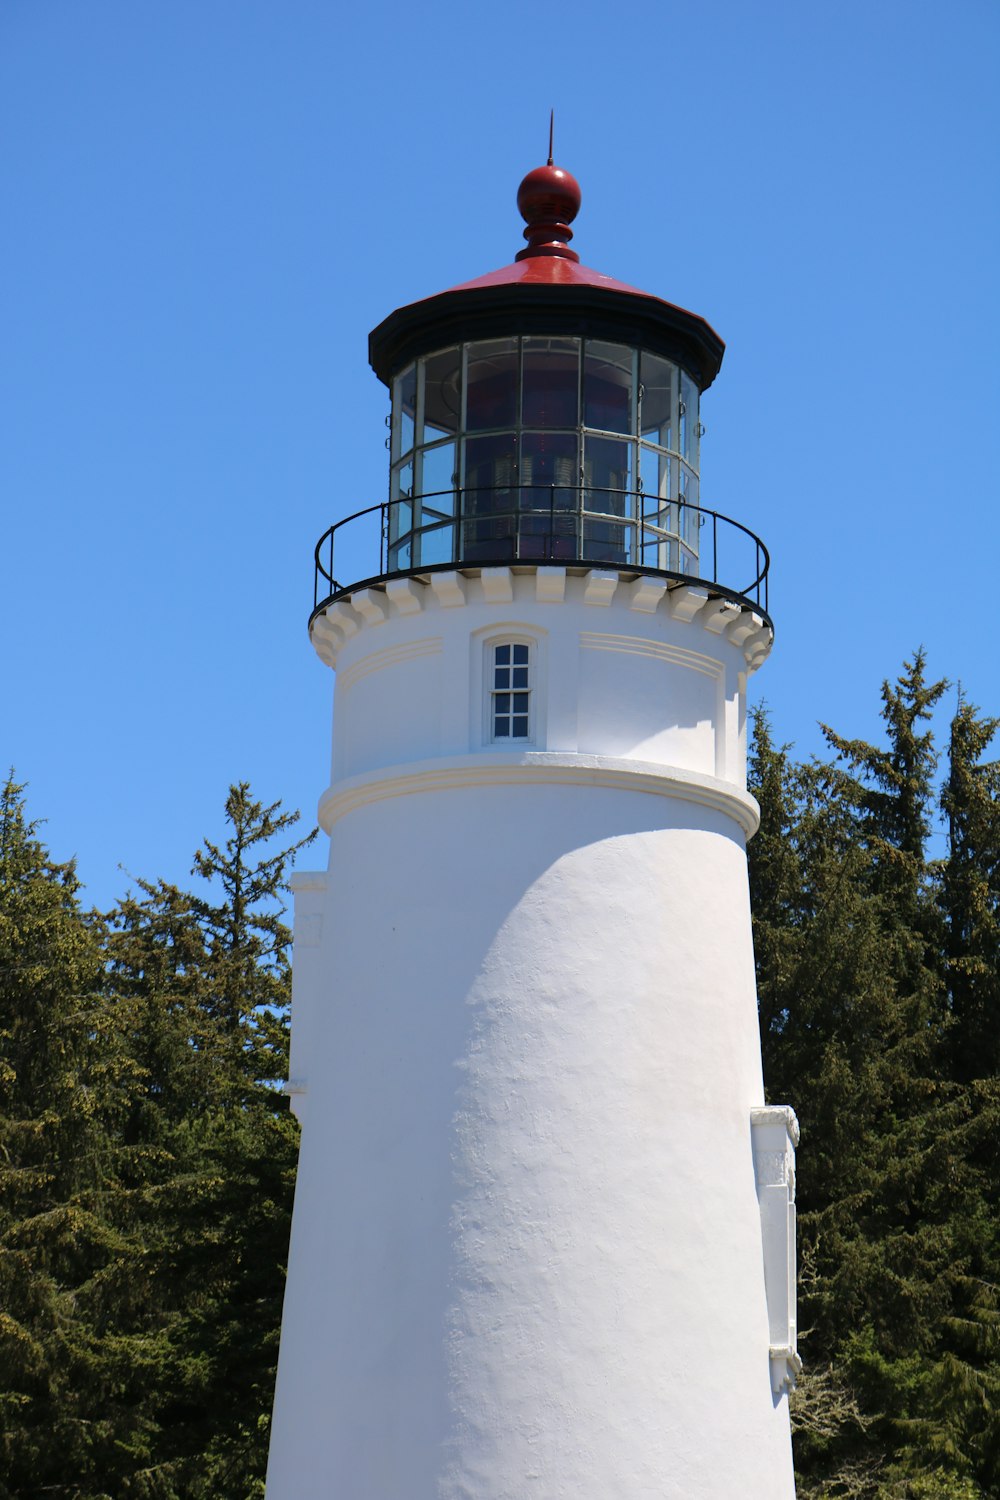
left=318, top=752, right=761, bottom=837
left=310, top=568, right=773, bottom=674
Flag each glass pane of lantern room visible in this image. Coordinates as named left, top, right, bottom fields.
left=466, top=339, right=518, bottom=432
left=584, top=434, right=633, bottom=501
left=421, top=347, right=462, bottom=445
left=520, top=432, right=579, bottom=494
left=639, top=444, right=674, bottom=570
left=680, top=371, right=699, bottom=469
left=583, top=341, right=634, bottom=434
left=388, top=458, right=414, bottom=571
left=522, top=338, right=579, bottom=428
left=519, top=432, right=579, bottom=561
left=679, top=465, right=700, bottom=574
left=464, top=432, right=517, bottom=494
left=462, top=432, right=518, bottom=562
left=640, top=442, right=671, bottom=503
left=418, top=441, right=457, bottom=566
left=421, top=442, right=457, bottom=512
left=583, top=435, right=632, bottom=564
left=640, top=352, right=677, bottom=452
left=394, top=365, right=417, bottom=459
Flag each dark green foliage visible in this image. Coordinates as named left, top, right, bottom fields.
left=0, top=771, right=153, bottom=1497
left=941, top=699, right=1000, bottom=1083
left=751, top=660, right=1000, bottom=1499
left=0, top=777, right=313, bottom=1498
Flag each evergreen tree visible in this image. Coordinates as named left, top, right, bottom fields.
left=188, top=784, right=311, bottom=1091
left=0, top=776, right=313, bottom=1496
left=820, top=651, right=947, bottom=943
left=101, top=784, right=314, bottom=1497
left=750, top=658, right=999, bottom=1500
left=940, top=697, right=1000, bottom=1083
left=746, top=711, right=806, bottom=1081
left=0, top=774, right=156, bottom=1496
left=751, top=705, right=946, bottom=1493
left=905, top=698, right=1000, bottom=1497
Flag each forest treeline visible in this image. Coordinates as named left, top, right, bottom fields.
left=0, top=783, right=314, bottom=1497
left=752, top=655, right=1000, bottom=1499
left=1, top=651, right=998, bottom=1497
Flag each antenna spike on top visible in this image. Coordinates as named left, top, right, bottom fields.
left=548, top=108, right=554, bottom=166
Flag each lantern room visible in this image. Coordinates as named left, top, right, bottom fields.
left=381, top=335, right=703, bottom=575
left=311, top=159, right=769, bottom=627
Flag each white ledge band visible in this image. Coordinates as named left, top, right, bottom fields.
left=318, top=752, right=761, bottom=837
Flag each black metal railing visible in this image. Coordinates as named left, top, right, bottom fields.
left=311, top=485, right=770, bottom=624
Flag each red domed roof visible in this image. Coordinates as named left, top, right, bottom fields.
left=444, top=254, right=655, bottom=298
left=369, top=160, right=725, bottom=391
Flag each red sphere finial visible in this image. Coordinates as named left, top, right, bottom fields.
left=515, top=162, right=582, bottom=263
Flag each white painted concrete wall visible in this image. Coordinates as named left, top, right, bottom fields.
left=266, top=567, right=795, bottom=1499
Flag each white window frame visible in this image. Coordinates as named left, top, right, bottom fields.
left=471, top=627, right=547, bottom=750
left=489, top=639, right=532, bottom=743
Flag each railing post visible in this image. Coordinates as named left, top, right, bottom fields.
left=764, top=546, right=768, bottom=614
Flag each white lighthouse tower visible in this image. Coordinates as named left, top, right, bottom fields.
left=266, top=157, right=800, bottom=1498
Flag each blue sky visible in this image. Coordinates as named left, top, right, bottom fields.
left=3, top=0, right=998, bottom=909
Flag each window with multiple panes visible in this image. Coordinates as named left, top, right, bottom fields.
left=491, top=643, right=530, bottom=740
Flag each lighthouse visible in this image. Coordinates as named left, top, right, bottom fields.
left=266, top=156, right=800, bottom=1498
